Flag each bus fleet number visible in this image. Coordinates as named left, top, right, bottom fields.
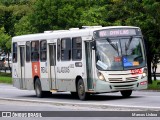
left=41, top=67, right=47, bottom=73
left=57, top=67, right=70, bottom=73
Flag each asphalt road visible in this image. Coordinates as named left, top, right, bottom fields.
left=0, top=83, right=160, bottom=110
left=0, top=84, right=160, bottom=120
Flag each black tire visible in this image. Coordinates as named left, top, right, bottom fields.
left=43, top=91, right=52, bottom=97
left=35, top=78, right=52, bottom=98
left=120, top=90, right=132, bottom=98
left=70, top=92, right=78, bottom=98
left=77, top=79, right=88, bottom=100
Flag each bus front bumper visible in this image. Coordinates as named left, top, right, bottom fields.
left=94, top=78, right=148, bottom=93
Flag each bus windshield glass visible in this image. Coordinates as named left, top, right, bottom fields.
left=96, top=37, right=146, bottom=70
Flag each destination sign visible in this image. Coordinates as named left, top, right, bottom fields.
left=94, top=28, right=141, bottom=38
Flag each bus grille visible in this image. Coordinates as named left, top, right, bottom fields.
left=108, top=76, right=138, bottom=83
left=126, top=76, right=138, bottom=81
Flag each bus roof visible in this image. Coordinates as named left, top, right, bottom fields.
left=12, top=26, right=140, bottom=42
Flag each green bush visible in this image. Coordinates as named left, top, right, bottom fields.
left=148, top=80, right=160, bottom=90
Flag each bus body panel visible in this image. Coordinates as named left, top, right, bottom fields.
left=40, top=61, right=50, bottom=91
left=56, top=60, right=85, bottom=92
left=25, top=59, right=33, bottom=90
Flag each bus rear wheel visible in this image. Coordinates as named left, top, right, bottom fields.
left=77, top=79, right=88, bottom=100
left=120, top=90, right=132, bottom=98
left=35, top=78, right=52, bottom=98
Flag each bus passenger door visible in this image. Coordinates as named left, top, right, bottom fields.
left=85, top=41, right=94, bottom=90
left=49, top=44, right=56, bottom=89
left=20, top=46, right=25, bottom=89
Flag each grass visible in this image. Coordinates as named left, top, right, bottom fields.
left=148, top=80, right=160, bottom=90
left=0, top=72, right=12, bottom=84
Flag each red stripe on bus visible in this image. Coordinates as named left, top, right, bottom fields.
left=32, top=62, right=40, bottom=78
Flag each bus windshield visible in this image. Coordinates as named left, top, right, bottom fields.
left=96, top=37, right=146, bottom=71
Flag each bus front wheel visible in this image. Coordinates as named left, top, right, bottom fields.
left=120, top=90, right=132, bottom=98
left=77, top=79, right=88, bottom=100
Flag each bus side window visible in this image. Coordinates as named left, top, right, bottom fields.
left=31, top=41, right=39, bottom=61
left=40, top=40, right=47, bottom=62
left=72, top=37, right=82, bottom=60
left=26, top=41, right=30, bottom=62
left=61, top=38, right=71, bottom=61
left=13, top=42, right=17, bottom=63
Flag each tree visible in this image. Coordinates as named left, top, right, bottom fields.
left=0, top=0, right=33, bottom=72
left=79, top=5, right=106, bottom=26
left=104, top=0, right=160, bottom=83
left=28, top=0, right=108, bottom=31
left=142, top=0, right=160, bottom=82
left=28, top=0, right=58, bottom=33
left=0, top=27, right=11, bottom=72
left=0, top=0, right=159, bottom=82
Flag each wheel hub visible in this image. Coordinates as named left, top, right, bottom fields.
left=79, top=84, right=84, bottom=95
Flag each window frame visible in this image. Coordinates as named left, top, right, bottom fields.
left=26, top=41, right=31, bottom=62
left=57, top=39, right=61, bottom=61
left=40, top=40, right=47, bottom=62
left=72, top=37, right=82, bottom=60
left=12, top=42, right=17, bottom=63
left=61, top=38, right=71, bottom=61
left=31, top=41, right=39, bottom=62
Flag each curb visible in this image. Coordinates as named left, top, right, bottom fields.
left=141, top=90, right=160, bottom=92
left=0, top=97, right=160, bottom=111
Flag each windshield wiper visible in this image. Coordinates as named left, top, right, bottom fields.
left=106, top=38, right=118, bottom=51
left=125, top=36, right=133, bottom=51
left=106, top=38, right=119, bottom=55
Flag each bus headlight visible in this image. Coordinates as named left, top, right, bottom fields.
left=142, top=68, right=148, bottom=79
left=97, top=72, right=106, bottom=81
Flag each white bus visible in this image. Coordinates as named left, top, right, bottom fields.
left=12, top=26, right=148, bottom=100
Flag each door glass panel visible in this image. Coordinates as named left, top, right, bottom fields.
left=49, top=45, right=56, bottom=66
left=85, top=42, right=93, bottom=89
left=20, top=47, right=25, bottom=67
